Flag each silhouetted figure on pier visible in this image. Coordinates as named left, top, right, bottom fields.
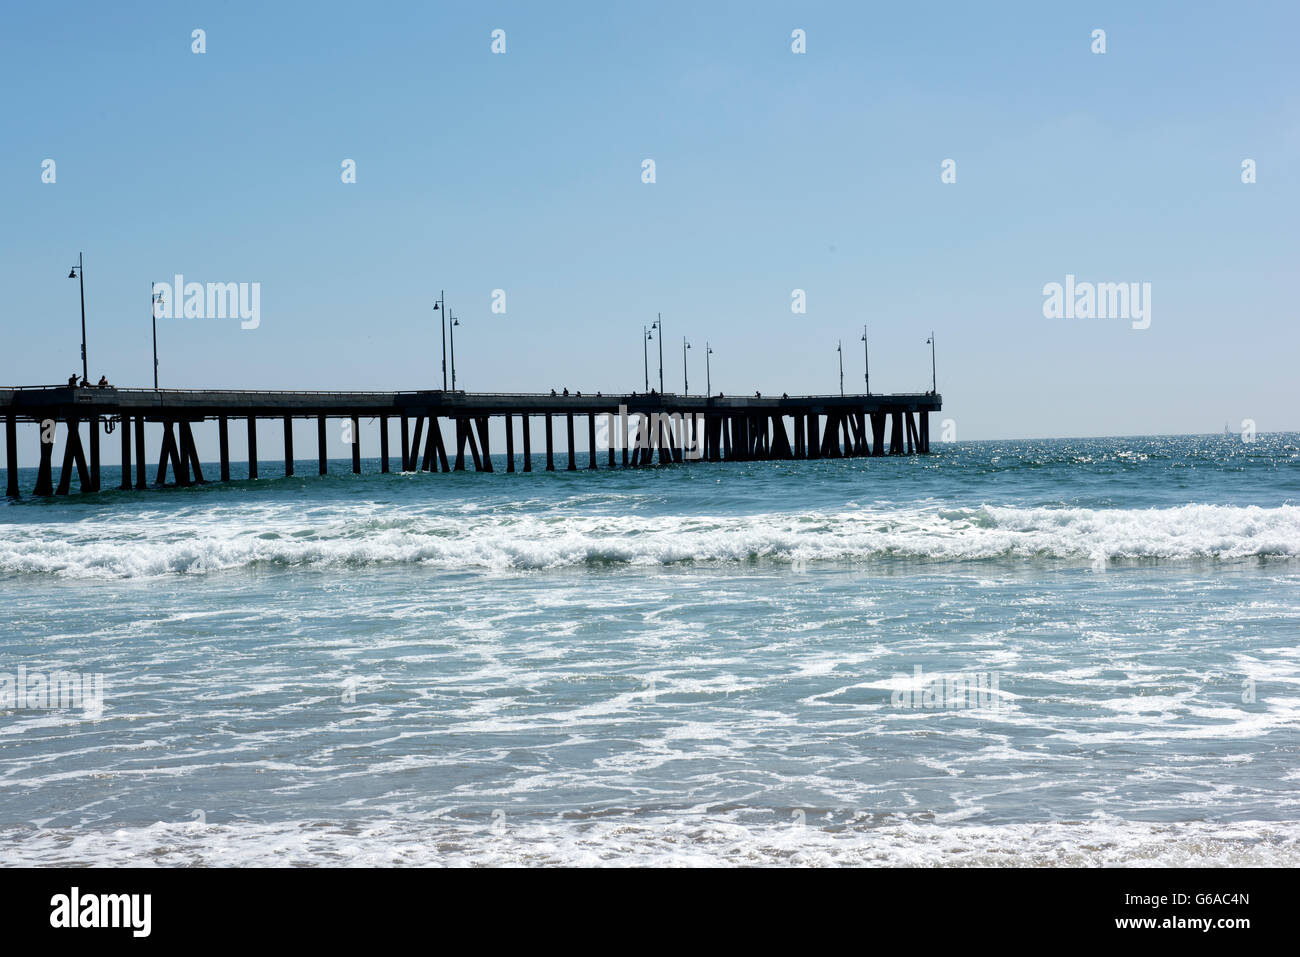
left=68, top=374, right=78, bottom=387
left=563, top=388, right=569, bottom=396
left=97, top=376, right=109, bottom=388
left=550, top=389, right=557, bottom=396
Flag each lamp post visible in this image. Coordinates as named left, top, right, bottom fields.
left=653, top=314, right=664, bottom=393
left=643, top=325, right=652, bottom=392
left=926, top=332, right=936, bottom=394
left=151, top=282, right=164, bottom=390
left=68, top=253, right=87, bottom=383
left=432, top=291, right=447, bottom=390
left=450, top=314, right=460, bottom=390
left=706, top=343, right=713, bottom=396
left=837, top=340, right=844, bottom=396
left=682, top=337, right=691, bottom=395
left=861, top=325, right=869, bottom=394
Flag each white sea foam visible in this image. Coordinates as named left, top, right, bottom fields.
left=2, top=815, right=1297, bottom=868
left=1, top=503, right=1297, bottom=579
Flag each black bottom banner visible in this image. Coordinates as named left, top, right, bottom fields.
left=0, top=866, right=1279, bottom=945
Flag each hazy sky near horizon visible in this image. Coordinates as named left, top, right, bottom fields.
left=2, top=0, right=1297, bottom=445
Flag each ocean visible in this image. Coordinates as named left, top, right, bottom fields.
left=1, top=433, right=1298, bottom=867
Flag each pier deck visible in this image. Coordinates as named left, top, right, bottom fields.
left=2, top=386, right=942, bottom=496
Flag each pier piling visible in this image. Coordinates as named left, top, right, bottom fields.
left=409, top=417, right=424, bottom=472
left=88, top=415, right=100, bottom=492
left=154, top=425, right=169, bottom=486
left=432, top=419, right=450, bottom=472
left=134, top=416, right=146, bottom=488
left=474, top=417, right=490, bottom=472
left=566, top=413, right=577, bottom=471
left=119, top=416, right=132, bottom=490
left=56, top=418, right=90, bottom=494
left=219, top=416, right=231, bottom=482
left=35, top=420, right=54, bottom=496
left=181, top=421, right=204, bottom=483
left=419, top=418, right=434, bottom=471
left=247, top=417, right=259, bottom=479
left=5, top=415, right=17, bottom=498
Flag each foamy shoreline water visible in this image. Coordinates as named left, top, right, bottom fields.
left=4, top=817, right=1297, bottom=868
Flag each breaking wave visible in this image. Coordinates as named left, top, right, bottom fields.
left=2, top=503, right=1298, bottom=579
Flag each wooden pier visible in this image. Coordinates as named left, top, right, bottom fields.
left=1, top=386, right=942, bottom=496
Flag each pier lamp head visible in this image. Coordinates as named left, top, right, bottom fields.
left=432, top=301, right=440, bottom=311
left=453, top=318, right=460, bottom=327
left=68, top=267, right=78, bottom=279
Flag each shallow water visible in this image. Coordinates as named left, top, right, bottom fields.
left=2, top=434, right=1298, bottom=866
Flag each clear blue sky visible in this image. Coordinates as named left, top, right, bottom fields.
left=2, top=0, right=1297, bottom=443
